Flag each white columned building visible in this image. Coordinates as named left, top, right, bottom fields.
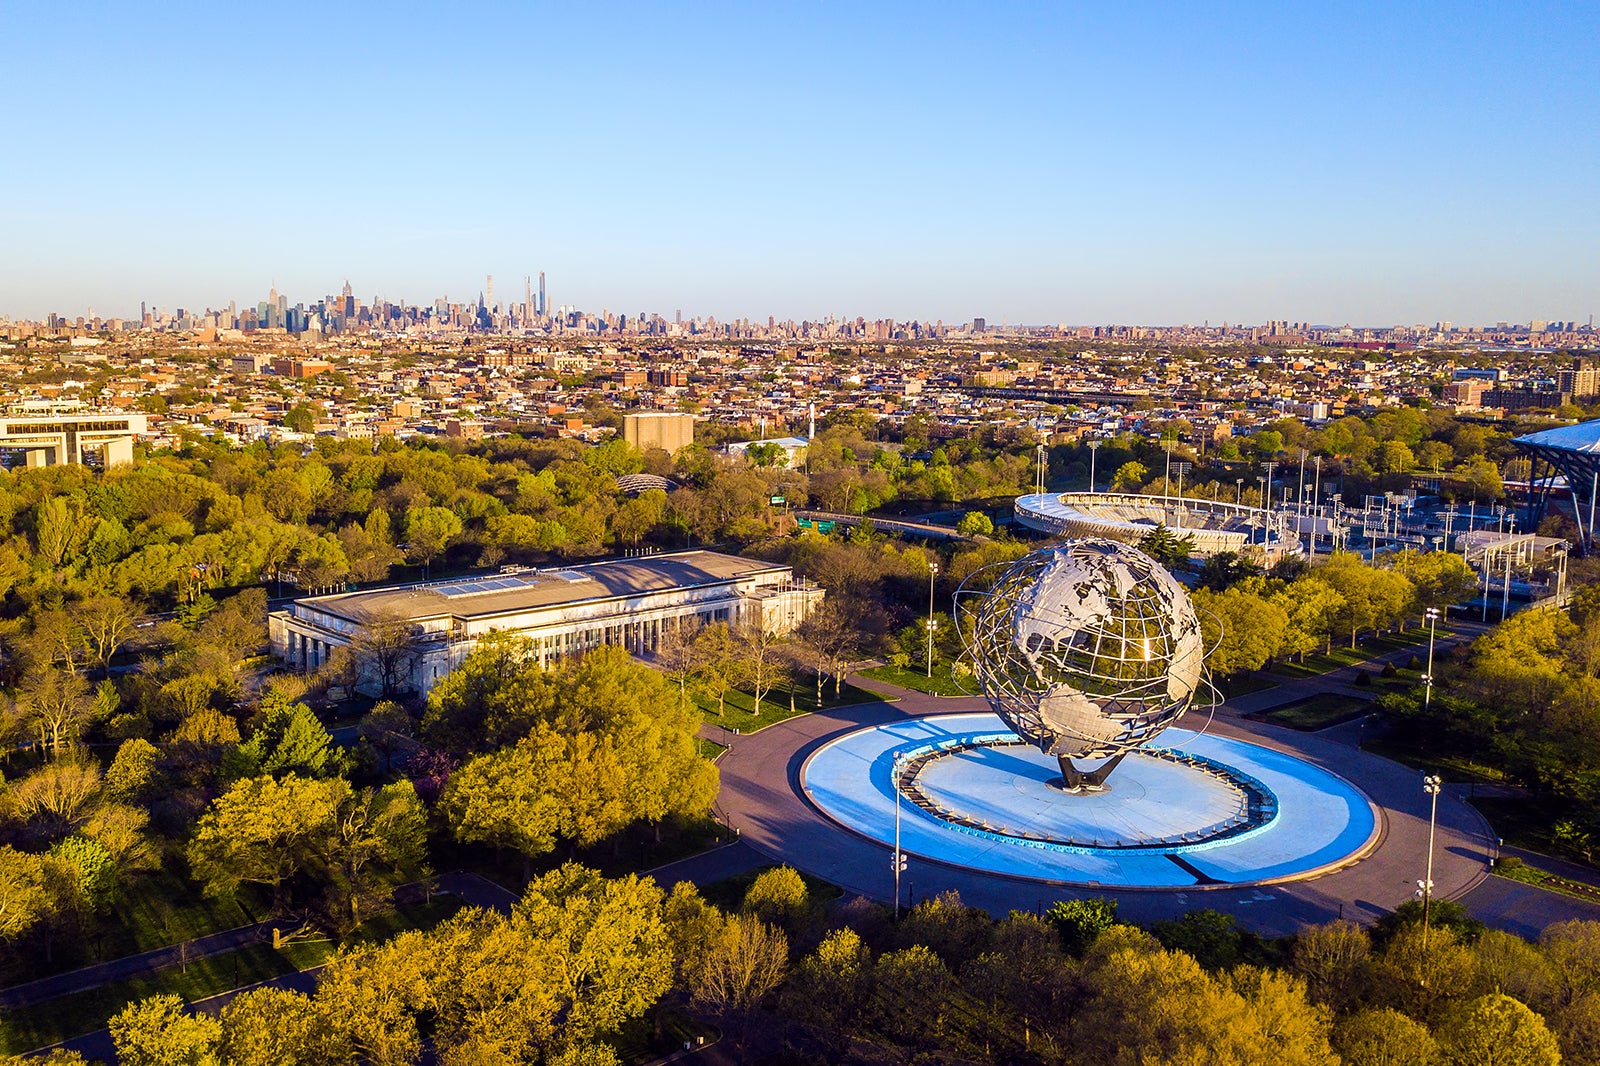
left=269, top=550, right=825, bottom=696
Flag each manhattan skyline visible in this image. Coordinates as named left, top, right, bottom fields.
left=3, top=2, right=1596, bottom=325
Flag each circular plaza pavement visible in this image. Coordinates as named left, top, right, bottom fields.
left=710, top=685, right=1499, bottom=935
left=801, top=714, right=1379, bottom=889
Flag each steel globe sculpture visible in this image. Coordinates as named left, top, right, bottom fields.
left=956, top=539, right=1208, bottom=791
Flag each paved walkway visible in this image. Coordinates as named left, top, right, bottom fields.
left=696, top=630, right=1534, bottom=938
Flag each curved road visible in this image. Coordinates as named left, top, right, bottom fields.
left=713, top=679, right=1498, bottom=937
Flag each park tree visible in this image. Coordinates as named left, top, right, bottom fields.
left=1390, top=549, right=1478, bottom=621
left=312, top=933, right=431, bottom=1066
left=18, top=667, right=97, bottom=753
left=11, top=758, right=102, bottom=838
left=785, top=927, right=873, bottom=1063
left=689, top=912, right=790, bottom=1053
left=655, top=616, right=705, bottom=710
left=0, top=846, right=57, bottom=940
left=1292, top=920, right=1372, bottom=1011
left=321, top=782, right=427, bottom=930
left=510, top=865, right=674, bottom=1046
left=349, top=610, right=421, bottom=699
left=421, top=632, right=554, bottom=752
left=1439, top=993, right=1561, bottom=1066
left=218, top=987, right=344, bottom=1066
left=1138, top=525, right=1197, bottom=567
left=186, top=773, right=345, bottom=910
left=1270, top=577, right=1346, bottom=659
left=104, top=737, right=161, bottom=802
left=441, top=738, right=570, bottom=871
left=796, top=600, right=866, bottom=698
left=867, top=945, right=968, bottom=1054
left=74, top=594, right=142, bottom=676
left=742, top=865, right=812, bottom=934
left=691, top=622, right=740, bottom=716
left=229, top=692, right=334, bottom=779
left=1447, top=456, right=1504, bottom=502
left=956, top=511, right=994, bottom=537
left=403, top=504, right=462, bottom=577
left=1331, top=1008, right=1437, bottom=1066
left=1046, top=896, right=1118, bottom=956
left=734, top=618, right=788, bottom=715
left=108, top=994, right=223, bottom=1066
left=1320, top=553, right=1415, bottom=647
left=1193, top=587, right=1288, bottom=677
left=1111, top=461, right=1148, bottom=490
left=358, top=700, right=418, bottom=773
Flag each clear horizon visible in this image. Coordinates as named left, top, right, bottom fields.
left=4, top=2, right=1596, bottom=326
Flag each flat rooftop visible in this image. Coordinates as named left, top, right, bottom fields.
left=293, top=550, right=787, bottom=625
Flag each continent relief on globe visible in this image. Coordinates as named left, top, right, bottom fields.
left=998, top=541, right=1206, bottom=758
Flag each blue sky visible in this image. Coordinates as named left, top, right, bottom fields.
left=3, top=1, right=1596, bottom=326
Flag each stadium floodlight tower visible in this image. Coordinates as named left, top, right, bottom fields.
left=957, top=540, right=1210, bottom=792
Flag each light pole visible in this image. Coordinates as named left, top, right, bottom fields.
left=1420, top=774, right=1442, bottom=949
left=926, top=562, right=939, bottom=678
left=892, top=755, right=907, bottom=919
left=1423, top=607, right=1439, bottom=709
left=1035, top=442, right=1047, bottom=496
left=1088, top=439, right=1101, bottom=493
left=1235, top=478, right=1244, bottom=506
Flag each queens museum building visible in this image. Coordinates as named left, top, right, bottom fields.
left=269, top=550, right=825, bottom=696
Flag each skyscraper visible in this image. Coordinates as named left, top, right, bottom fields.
left=486, top=274, right=494, bottom=312
left=538, top=272, right=546, bottom=318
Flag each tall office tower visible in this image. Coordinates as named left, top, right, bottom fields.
left=538, top=272, right=546, bottom=317
left=486, top=275, right=494, bottom=312
left=524, top=276, right=532, bottom=316
left=342, top=280, right=355, bottom=318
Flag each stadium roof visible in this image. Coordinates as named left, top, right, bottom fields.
left=1513, top=420, right=1600, bottom=454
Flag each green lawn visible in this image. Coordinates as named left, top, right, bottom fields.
left=693, top=681, right=888, bottom=734
left=1212, top=672, right=1280, bottom=699
left=1492, top=857, right=1600, bottom=904
left=1361, top=736, right=1506, bottom=785
left=0, top=857, right=264, bottom=989
left=1470, top=797, right=1569, bottom=855
left=1256, top=694, right=1372, bottom=731
left=1272, top=629, right=1441, bottom=679
left=611, top=1007, right=718, bottom=1065
left=445, top=812, right=734, bottom=892
left=0, top=899, right=461, bottom=1056
left=858, top=662, right=973, bottom=698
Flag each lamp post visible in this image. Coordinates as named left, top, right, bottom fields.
left=1088, top=439, right=1101, bottom=493
left=1235, top=478, right=1244, bottom=506
left=1298, top=448, right=1308, bottom=512
left=892, top=755, right=907, bottom=919
left=1423, top=607, right=1439, bottom=709
left=1420, top=774, right=1442, bottom=948
left=926, top=562, right=939, bottom=678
